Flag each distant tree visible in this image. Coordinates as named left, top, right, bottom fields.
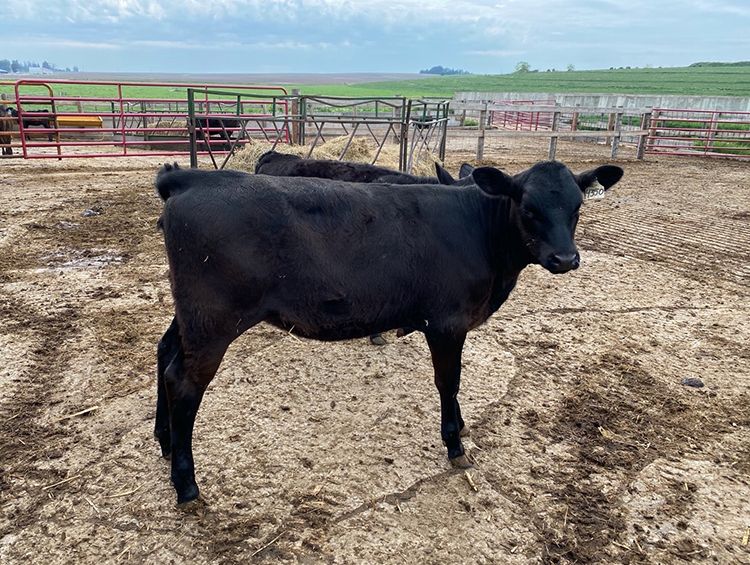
left=73, top=66, right=79, bottom=72
left=514, top=61, right=531, bottom=73
left=566, top=64, right=575, bottom=71
left=0, top=59, right=10, bottom=73
left=419, top=65, right=471, bottom=75
left=11, top=60, right=21, bottom=73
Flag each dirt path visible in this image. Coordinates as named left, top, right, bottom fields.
left=0, top=146, right=748, bottom=564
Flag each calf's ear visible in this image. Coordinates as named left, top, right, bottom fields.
left=576, top=165, right=624, bottom=191
left=459, top=163, right=475, bottom=178
left=435, top=163, right=456, bottom=185
left=471, top=167, right=520, bottom=200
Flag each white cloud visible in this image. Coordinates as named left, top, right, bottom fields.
left=466, top=49, right=524, bottom=58
left=1, top=0, right=749, bottom=73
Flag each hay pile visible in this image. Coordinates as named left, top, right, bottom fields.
left=148, top=119, right=189, bottom=136
left=227, top=136, right=439, bottom=178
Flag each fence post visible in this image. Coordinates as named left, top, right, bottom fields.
left=141, top=101, right=148, bottom=142
left=290, top=89, right=300, bottom=145
left=610, top=111, right=623, bottom=158
left=548, top=111, right=560, bottom=160
left=646, top=109, right=660, bottom=154
left=476, top=106, right=487, bottom=161
left=605, top=112, right=616, bottom=146
left=393, top=95, right=402, bottom=145
left=400, top=99, right=411, bottom=172
left=636, top=112, right=650, bottom=159
left=188, top=89, right=197, bottom=169
left=706, top=111, right=718, bottom=154
left=439, top=102, right=448, bottom=162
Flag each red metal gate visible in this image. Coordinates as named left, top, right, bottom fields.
left=645, top=108, right=750, bottom=158
left=489, top=99, right=557, bottom=130
left=0, top=79, right=288, bottom=159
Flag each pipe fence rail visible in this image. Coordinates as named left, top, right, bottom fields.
left=1, top=80, right=449, bottom=172
left=644, top=108, right=750, bottom=158
left=451, top=101, right=652, bottom=160
left=0, top=79, right=288, bottom=159
left=186, top=91, right=450, bottom=171
left=4, top=81, right=747, bottom=164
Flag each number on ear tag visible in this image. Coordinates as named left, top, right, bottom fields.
left=584, top=181, right=606, bottom=201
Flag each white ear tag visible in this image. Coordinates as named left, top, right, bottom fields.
left=584, top=180, right=606, bottom=201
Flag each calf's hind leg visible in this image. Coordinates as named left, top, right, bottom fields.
left=164, top=338, right=230, bottom=505
left=154, top=317, right=180, bottom=458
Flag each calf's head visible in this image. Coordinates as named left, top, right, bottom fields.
left=472, top=161, right=623, bottom=274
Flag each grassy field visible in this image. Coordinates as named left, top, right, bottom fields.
left=299, top=66, right=750, bottom=98
left=2, top=65, right=750, bottom=101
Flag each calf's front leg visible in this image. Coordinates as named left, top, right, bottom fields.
left=425, top=331, right=472, bottom=468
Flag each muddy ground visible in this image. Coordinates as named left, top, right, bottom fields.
left=0, top=140, right=748, bottom=564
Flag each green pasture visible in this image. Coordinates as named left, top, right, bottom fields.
left=2, top=65, right=750, bottom=102
left=299, top=66, right=750, bottom=98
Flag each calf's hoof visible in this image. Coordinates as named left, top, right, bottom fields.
left=172, top=475, right=200, bottom=506
left=450, top=454, right=473, bottom=469
left=175, top=483, right=200, bottom=506
left=177, top=494, right=207, bottom=511
left=369, top=334, right=387, bottom=346
left=459, top=426, right=470, bottom=437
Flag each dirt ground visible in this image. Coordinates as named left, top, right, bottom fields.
left=0, top=139, right=748, bottom=565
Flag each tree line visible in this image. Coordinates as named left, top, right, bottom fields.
left=0, top=59, right=79, bottom=73
left=419, top=66, right=471, bottom=76
left=689, top=61, right=750, bottom=67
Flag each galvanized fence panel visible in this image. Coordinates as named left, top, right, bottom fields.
left=187, top=92, right=450, bottom=172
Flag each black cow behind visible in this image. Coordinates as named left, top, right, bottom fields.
left=195, top=116, right=241, bottom=151
left=8, top=108, right=55, bottom=141
left=0, top=106, right=12, bottom=155
left=154, top=160, right=623, bottom=505
left=254, top=150, right=469, bottom=186
left=254, top=150, right=473, bottom=345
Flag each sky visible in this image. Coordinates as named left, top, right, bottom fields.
left=2, top=0, right=750, bottom=75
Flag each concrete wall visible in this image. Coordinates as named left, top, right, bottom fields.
left=454, top=92, right=750, bottom=113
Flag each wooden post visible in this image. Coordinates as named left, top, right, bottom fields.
left=610, top=111, right=623, bottom=158
left=605, top=112, right=615, bottom=146
left=636, top=112, right=650, bottom=159
left=290, top=89, right=300, bottom=145
left=645, top=109, right=660, bottom=155
left=548, top=111, right=560, bottom=160
left=476, top=107, right=487, bottom=161
left=706, top=111, right=718, bottom=153
left=399, top=99, right=411, bottom=171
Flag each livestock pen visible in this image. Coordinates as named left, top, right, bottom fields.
left=0, top=141, right=747, bottom=564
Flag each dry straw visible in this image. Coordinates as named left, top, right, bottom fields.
left=227, top=136, right=439, bottom=178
